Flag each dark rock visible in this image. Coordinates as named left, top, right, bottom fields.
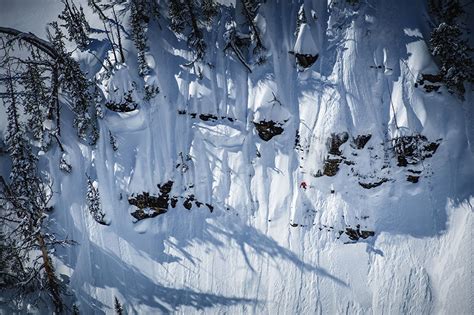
left=183, top=195, right=194, bottom=210
left=327, top=132, right=349, bottom=155
left=295, top=130, right=301, bottom=149
left=397, top=155, right=408, bottom=167
left=345, top=228, right=359, bottom=240
left=129, top=191, right=164, bottom=211
left=351, top=134, right=372, bottom=149
left=358, top=230, right=375, bottom=239
left=170, top=197, right=178, bottom=208
left=424, top=142, right=440, bottom=154
left=295, top=53, right=318, bottom=68
left=105, top=101, right=137, bottom=112
left=392, top=135, right=440, bottom=167
left=344, top=227, right=375, bottom=241
left=417, top=74, right=443, bottom=93
left=392, top=135, right=426, bottom=157
left=180, top=111, right=234, bottom=122
left=313, top=170, right=323, bottom=178
left=358, top=178, right=389, bottom=189
left=199, top=114, right=218, bottom=121
left=407, top=175, right=419, bottom=183
left=131, top=208, right=163, bottom=221
left=105, top=91, right=137, bottom=112
left=419, top=73, right=443, bottom=84
left=290, top=222, right=299, bottom=227
left=323, top=158, right=342, bottom=176
left=423, top=84, right=440, bottom=92
left=159, top=181, right=173, bottom=194
left=129, top=181, right=174, bottom=221
left=206, top=203, right=214, bottom=213
left=254, top=120, right=284, bottom=141
left=129, top=181, right=213, bottom=219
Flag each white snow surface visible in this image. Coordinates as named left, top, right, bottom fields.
left=2, top=0, right=474, bottom=314
left=294, top=23, right=319, bottom=55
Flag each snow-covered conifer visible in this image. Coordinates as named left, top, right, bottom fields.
left=241, top=0, right=266, bottom=63
left=1, top=71, right=67, bottom=313
left=22, top=63, right=48, bottom=142
left=72, top=304, right=80, bottom=315
left=202, top=0, right=218, bottom=25
left=4, top=72, right=37, bottom=198
left=429, top=4, right=473, bottom=97
left=130, top=0, right=150, bottom=76
left=59, top=0, right=91, bottom=49
left=49, top=22, right=96, bottom=141
left=86, top=176, right=109, bottom=225
left=169, top=0, right=218, bottom=60
left=109, top=131, right=118, bottom=151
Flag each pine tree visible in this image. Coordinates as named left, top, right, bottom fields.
left=130, top=0, right=150, bottom=76
left=428, top=1, right=473, bottom=97
left=430, top=23, right=473, bottom=95
left=223, top=0, right=266, bottom=68
left=59, top=0, right=91, bottom=49
left=86, top=176, right=109, bottom=225
left=0, top=70, right=68, bottom=313
left=49, top=22, right=96, bottom=141
left=169, top=0, right=186, bottom=34
left=202, top=0, right=218, bottom=25
left=169, top=0, right=218, bottom=60
left=109, top=131, right=118, bottom=151
left=295, top=4, right=307, bottom=36
left=94, top=86, right=104, bottom=119
left=88, top=0, right=124, bottom=65
left=21, top=63, right=49, bottom=143
left=429, top=0, right=464, bottom=24
left=241, top=0, right=266, bottom=64
left=4, top=70, right=37, bottom=198
left=72, top=304, right=80, bottom=315
left=114, top=296, right=124, bottom=315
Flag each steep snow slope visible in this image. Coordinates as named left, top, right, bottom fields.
left=3, top=0, right=473, bottom=314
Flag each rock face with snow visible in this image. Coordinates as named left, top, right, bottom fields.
left=1, top=0, right=473, bottom=314
left=293, top=23, right=319, bottom=68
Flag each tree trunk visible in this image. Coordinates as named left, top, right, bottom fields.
left=0, top=27, right=59, bottom=59
left=112, top=6, right=125, bottom=63
left=36, top=233, right=63, bottom=313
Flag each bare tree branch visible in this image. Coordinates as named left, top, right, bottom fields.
left=0, top=27, right=59, bottom=59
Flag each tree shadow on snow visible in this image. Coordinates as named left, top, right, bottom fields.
left=70, top=240, right=258, bottom=314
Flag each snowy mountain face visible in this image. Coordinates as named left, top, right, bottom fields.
left=0, top=0, right=473, bottom=314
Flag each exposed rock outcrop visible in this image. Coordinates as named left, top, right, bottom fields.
left=254, top=120, right=284, bottom=141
